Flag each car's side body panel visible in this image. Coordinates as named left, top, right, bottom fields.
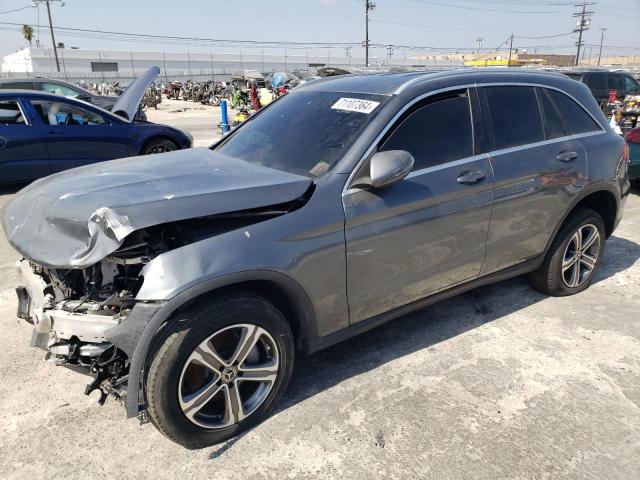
left=343, top=154, right=494, bottom=322
left=0, top=97, right=49, bottom=183
left=136, top=173, right=350, bottom=337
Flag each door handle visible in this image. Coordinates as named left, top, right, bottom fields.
left=48, top=131, right=65, bottom=135
left=556, top=150, right=578, bottom=162
left=0, top=136, right=6, bottom=149
left=457, top=169, right=486, bottom=185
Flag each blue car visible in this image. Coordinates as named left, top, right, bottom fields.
left=0, top=67, right=192, bottom=185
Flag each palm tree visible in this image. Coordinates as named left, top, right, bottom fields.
left=22, top=25, right=34, bottom=48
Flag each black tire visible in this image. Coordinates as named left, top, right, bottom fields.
left=529, top=208, right=606, bottom=296
left=145, top=294, right=295, bottom=449
left=142, top=138, right=178, bottom=155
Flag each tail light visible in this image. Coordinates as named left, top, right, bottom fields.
left=624, top=128, right=640, bottom=145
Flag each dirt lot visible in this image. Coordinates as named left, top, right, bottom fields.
left=0, top=106, right=639, bottom=478
left=145, top=97, right=226, bottom=147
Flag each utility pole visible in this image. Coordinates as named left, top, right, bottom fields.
left=507, top=34, right=514, bottom=66
left=364, top=1, right=375, bottom=67
left=386, top=45, right=394, bottom=60
left=32, top=1, right=64, bottom=72
left=573, top=0, right=594, bottom=66
left=344, top=46, right=352, bottom=66
left=597, top=27, right=606, bottom=66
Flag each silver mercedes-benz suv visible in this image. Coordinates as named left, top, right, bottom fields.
left=2, top=70, right=630, bottom=448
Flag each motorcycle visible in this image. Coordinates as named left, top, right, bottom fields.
left=164, top=81, right=182, bottom=100
left=180, top=80, right=195, bottom=101
left=228, top=84, right=249, bottom=109
left=141, top=84, right=162, bottom=110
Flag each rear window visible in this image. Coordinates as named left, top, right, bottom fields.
left=537, top=88, right=601, bottom=139
left=216, top=91, right=387, bottom=177
left=484, top=86, right=544, bottom=150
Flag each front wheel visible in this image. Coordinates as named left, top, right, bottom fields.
left=142, top=138, right=178, bottom=155
left=529, top=208, right=606, bottom=296
left=145, top=294, right=295, bottom=449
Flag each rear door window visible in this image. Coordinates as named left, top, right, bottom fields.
left=537, top=88, right=601, bottom=139
left=0, top=99, right=26, bottom=125
left=379, top=90, right=474, bottom=170
left=484, top=86, right=544, bottom=150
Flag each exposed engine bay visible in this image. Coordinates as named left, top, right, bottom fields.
left=15, top=197, right=308, bottom=407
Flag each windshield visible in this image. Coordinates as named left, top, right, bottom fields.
left=216, top=91, right=387, bottom=177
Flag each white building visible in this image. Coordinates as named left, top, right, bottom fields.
left=2, top=47, right=460, bottom=82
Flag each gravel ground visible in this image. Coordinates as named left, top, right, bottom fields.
left=0, top=108, right=639, bottom=478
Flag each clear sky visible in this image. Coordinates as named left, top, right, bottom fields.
left=0, top=0, right=638, bottom=59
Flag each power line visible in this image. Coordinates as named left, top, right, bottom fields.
left=0, top=6, right=31, bottom=15
left=409, top=0, right=574, bottom=14
left=0, top=21, right=361, bottom=49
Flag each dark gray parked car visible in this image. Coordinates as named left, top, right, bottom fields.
left=0, top=77, right=118, bottom=110
left=2, top=70, right=630, bottom=449
left=560, top=70, right=640, bottom=105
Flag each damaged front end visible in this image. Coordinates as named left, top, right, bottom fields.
left=14, top=229, right=169, bottom=405
left=3, top=147, right=313, bottom=412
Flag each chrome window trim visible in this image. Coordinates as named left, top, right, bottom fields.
left=489, top=130, right=604, bottom=158
left=343, top=81, right=606, bottom=195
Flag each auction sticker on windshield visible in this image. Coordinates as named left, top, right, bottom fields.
left=331, top=98, right=380, bottom=114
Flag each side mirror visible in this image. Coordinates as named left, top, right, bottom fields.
left=368, top=150, right=414, bottom=188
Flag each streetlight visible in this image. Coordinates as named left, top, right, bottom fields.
left=31, top=0, right=64, bottom=72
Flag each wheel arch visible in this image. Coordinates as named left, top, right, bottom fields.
left=543, top=184, right=619, bottom=259
left=125, top=270, right=317, bottom=418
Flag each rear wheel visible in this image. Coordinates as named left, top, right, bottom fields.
left=529, top=208, right=606, bottom=296
left=142, top=138, right=178, bottom=155
left=145, top=294, right=295, bottom=449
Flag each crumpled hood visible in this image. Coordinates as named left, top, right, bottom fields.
left=1, top=147, right=312, bottom=268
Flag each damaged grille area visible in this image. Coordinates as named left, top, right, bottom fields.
left=17, top=189, right=313, bottom=406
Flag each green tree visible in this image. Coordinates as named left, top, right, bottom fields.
left=21, top=24, right=34, bottom=48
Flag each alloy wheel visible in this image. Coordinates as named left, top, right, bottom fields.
left=147, top=144, right=174, bottom=154
left=177, top=324, right=279, bottom=429
left=561, top=223, right=601, bottom=288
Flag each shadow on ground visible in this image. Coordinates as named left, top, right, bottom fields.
left=205, top=234, right=640, bottom=458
